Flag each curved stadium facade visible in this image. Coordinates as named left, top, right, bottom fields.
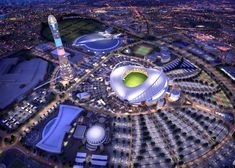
left=73, top=33, right=120, bottom=52
left=110, top=62, right=169, bottom=105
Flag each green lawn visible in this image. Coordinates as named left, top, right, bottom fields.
left=42, top=18, right=105, bottom=44
left=124, top=72, right=148, bottom=87
left=212, top=91, right=233, bottom=108
left=198, top=71, right=216, bottom=85
left=9, top=159, right=26, bottom=168
left=134, top=45, right=153, bottom=56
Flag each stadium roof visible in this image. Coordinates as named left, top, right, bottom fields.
left=110, top=64, right=169, bottom=104
left=36, top=105, right=83, bottom=153
left=0, top=58, right=48, bottom=109
left=73, top=33, right=120, bottom=52
left=86, top=125, right=106, bottom=146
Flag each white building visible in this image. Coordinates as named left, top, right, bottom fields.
left=85, top=125, right=107, bottom=151
left=110, top=61, right=169, bottom=105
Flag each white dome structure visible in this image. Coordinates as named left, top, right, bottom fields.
left=168, top=89, right=181, bottom=102
left=86, top=125, right=106, bottom=146
left=110, top=62, right=169, bottom=105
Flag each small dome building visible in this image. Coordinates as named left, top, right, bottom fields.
left=85, top=125, right=107, bottom=151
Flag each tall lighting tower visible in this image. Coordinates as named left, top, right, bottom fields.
left=48, top=15, right=74, bottom=82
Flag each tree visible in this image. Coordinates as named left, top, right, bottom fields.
left=178, top=147, right=183, bottom=152
left=134, top=163, right=139, bottom=167
left=195, top=139, right=201, bottom=144
left=202, top=143, right=209, bottom=148
left=137, top=155, right=143, bottom=160
left=151, top=141, right=155, bottom=146
left=159, top=152, right=165, bottom=158
left=154, top=147, right=160, bottom=152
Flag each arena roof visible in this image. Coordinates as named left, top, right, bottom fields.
left=86, top=125, right=106, bottom=146
left=0, top=58, right=48, bottom=109
left=73, top=33, right=120, bottom=52
left=110, top=63, right=169, bottom=104
left=36, top=105, right=83, bottom=153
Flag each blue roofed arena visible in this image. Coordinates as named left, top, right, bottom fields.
left=73, top=33, right=121, bottom=52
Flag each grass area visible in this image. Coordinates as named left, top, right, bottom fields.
left=198, top=71, right=216, bottom=85
left=212, top=91, right=233, bottom=108
left=9, top=159, right=26, bottom=168
left=42, top=18, right=105, bottom=44
left=133, top=45, right=153, bottom=56
left=124, top=72, right=148, bottom=87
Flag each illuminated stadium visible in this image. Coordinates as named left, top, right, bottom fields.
left=73, top=32, right=121, bottom=52
left=110, top=61, right=169, bottom=105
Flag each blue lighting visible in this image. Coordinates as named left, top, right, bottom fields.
left=55, top=38, right=63, bottom=47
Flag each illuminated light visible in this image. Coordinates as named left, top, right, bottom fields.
left=55, top=38, right=63, bottom=47
left=217, top=46, right=231, bottom=52
left=221, top=68, right=235, bottom=81
left=48, top=15, right=57, bottom=24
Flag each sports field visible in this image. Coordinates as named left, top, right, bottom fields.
left=42, top=18, right=105, bottom=43
left=124, top=72, right=147, bottom=87
left=133, top=45, right=153, bottom=56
